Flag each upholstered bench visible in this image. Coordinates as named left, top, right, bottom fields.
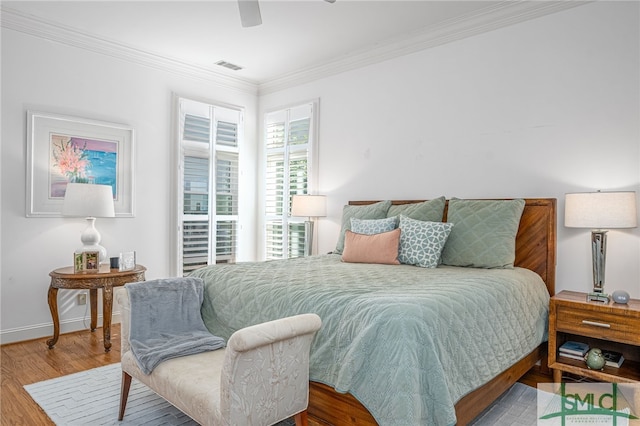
left=117, top=288, right=321, bottom=426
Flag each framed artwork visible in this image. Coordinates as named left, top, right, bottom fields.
left=26, top=111, right=135, bottom=217
left=74, top=252, right=85, bottom=273
left=73, top=251, right=100, bottom=272
left=119, top=251, right=136, bottom=271
left=84, top=251, right=100, bottom=270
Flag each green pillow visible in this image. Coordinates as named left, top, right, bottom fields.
left=350, top=216, right=397, bottom=235
left=387, top=197, right=446, bottom=222
left=334, top=200, right=392, bottom=254
left=440, top=198, right=525, bottom=269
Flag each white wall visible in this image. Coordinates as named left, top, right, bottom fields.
left=1, top=29, right=258, bottom=343
left=260, top=2, right=640, bottom=297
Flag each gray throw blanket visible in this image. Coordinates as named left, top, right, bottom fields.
left=126, top=277, right=226, bottom=375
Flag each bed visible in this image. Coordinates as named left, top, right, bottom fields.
left=191, top=198, right=556, bottom=426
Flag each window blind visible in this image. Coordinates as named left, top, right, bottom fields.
left=264, top=102, right=315, bottom=260
left=177, top=97, right=242, bottom=275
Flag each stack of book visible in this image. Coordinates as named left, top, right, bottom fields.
left=559, top=341, right=589, bottom=361
left=602, top=349, right=625, bottom=368
left=558, top=341, right=625, bottom=368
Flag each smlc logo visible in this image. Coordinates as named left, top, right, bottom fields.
left=538, top=382, right=640, bottom=425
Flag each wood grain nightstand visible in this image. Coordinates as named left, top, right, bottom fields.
left=548, top=290, right=640, bottom=383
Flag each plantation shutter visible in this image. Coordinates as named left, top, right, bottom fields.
left=264, top=103, right=315, bottom=260
left=177, top=97, right=242, bottom=275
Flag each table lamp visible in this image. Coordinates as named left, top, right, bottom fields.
left=291, top=195, right=326, bottom=256
left=63, top=183, right=115, bottom=263
left=565, top=191, right=637, bottom=302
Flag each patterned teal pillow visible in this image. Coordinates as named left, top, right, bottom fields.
left=398, top=215, right=454, bottom=268
left=440, top=198, right=525, bottom=268
left=334, top=200, right=392, bottom=254
left=387, top=197, right=446, bottom=222
left=350, top=216, right=397, bottom=235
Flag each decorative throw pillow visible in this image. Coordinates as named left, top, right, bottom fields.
left=387, top=197, right=446, bottom=222
left=341, top=229, right=401, bottom=265
left=350, top=216, right=397, bottom=235
left=398, top=215, right=453, bottom=268
left=440, top=198, right=526, bottom=269
left=334, top=200, right=392, bottom=254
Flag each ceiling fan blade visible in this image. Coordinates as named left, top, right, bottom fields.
left=238, top=0, right=262, bottom=27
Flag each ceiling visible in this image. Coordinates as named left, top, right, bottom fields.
left=2, top=1, right=584, bottom=92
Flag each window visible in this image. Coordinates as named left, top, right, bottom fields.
left=264, top=101, right=317, bottom=260
left=177, top=97, right=242, bottom=275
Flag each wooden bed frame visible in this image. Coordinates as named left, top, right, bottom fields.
left=306, top=198, right=557, bottom=426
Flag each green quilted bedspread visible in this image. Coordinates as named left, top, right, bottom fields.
left=191, top=254, right=549, bottom=426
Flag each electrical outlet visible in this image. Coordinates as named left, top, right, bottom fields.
left=77, top=293, right=87, bottom=305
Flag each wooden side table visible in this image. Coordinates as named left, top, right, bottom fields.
left=548, top=290, right=640, bottom=383
left=47, top=264, right=146, bottom=352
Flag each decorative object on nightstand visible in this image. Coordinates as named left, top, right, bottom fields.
left=63, top=183, right=115, bottom=263
left=585, top=348, right=605, bottom=370
left=291, top=195, right=327, bottom=256
left=119, top=251, right=136, bottom=271
left=564, top=191, right=637, bottom=303
left=612, top=290, right=631, bottom=304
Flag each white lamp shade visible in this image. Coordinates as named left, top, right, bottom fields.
left=565, top=191, right=637, bottom=229
left=291, top=195, right=326, bottom=217
left=63, top=183, right=115, bottom=218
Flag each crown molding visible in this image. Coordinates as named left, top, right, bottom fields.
left=0, top=6, right=259, bottom=96
left=2, top=2, right=589, bottom=97
left=258, top=1, right=590, bottom=95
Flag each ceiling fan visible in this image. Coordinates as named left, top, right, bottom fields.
left=238, top=0, right=335, bottom=28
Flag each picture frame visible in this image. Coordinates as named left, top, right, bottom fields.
left=73, top=251, right=100, bottom=273
left=84, top=251, right=100, bottom=270
left=119, top=251, right=136, bottom=271
left=26, top=111, right=135, bottom=217
left=74, top=252, right=85, bottom=273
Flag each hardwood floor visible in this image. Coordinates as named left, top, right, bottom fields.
left=1, top=324, right=552, bottom=425
left=1, top=325, right=122, bottom=425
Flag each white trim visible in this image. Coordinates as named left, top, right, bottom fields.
left=0, top=312, right=122, bottom=345
left=0, top=6, right=258, bottom=96
left=258, top=1, right=589, bottom=94
left=1, top=2, right=587, bottom=96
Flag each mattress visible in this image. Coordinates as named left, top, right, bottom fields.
left=191, top=254, right=549, bottom=425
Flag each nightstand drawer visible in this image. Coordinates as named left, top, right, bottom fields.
left=556, top=306, right=640, bottom=345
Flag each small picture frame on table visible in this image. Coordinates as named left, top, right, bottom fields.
left=119, top=251, right=136, bottom=271
left=74, top=252, right=85, bottom=273
left=84, top=251, right=100, bottom=271
left=74, top=251, right=100, bottom=272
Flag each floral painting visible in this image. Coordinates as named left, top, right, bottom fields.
left=49, top=134, right=118, bottom=199
left=28, top=111, right=134, bottom=217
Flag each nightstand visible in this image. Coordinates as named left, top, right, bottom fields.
left=548, top=290, right=640, bottom=383
left=47, top=264, right=146, bottom=352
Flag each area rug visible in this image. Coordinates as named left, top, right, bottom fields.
left=24, top=363, right=292, bottom=425
left=470, top=380, right=538, bottom=425
left=25, top=363, right=537, bottom=425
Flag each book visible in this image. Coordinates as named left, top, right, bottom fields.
left=602, top=349, right=624, bottom=368
left=559, top=341, right=589, bottom=357
left=559, top=352, right=587, bottom=362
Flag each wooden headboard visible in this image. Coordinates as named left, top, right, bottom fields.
left=348, top=198, right=557, bottom=296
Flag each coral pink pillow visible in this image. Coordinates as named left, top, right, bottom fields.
left=341, top=229, right=401, bottom=265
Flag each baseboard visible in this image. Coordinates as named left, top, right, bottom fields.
left=0, top=312, right=121, bottom=345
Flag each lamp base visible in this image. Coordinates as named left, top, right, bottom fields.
left=304, top=221, right=314, bottom=257
left=80, top=217, right=108, bottom=263
left=587, top=292, right=610, bottom=303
